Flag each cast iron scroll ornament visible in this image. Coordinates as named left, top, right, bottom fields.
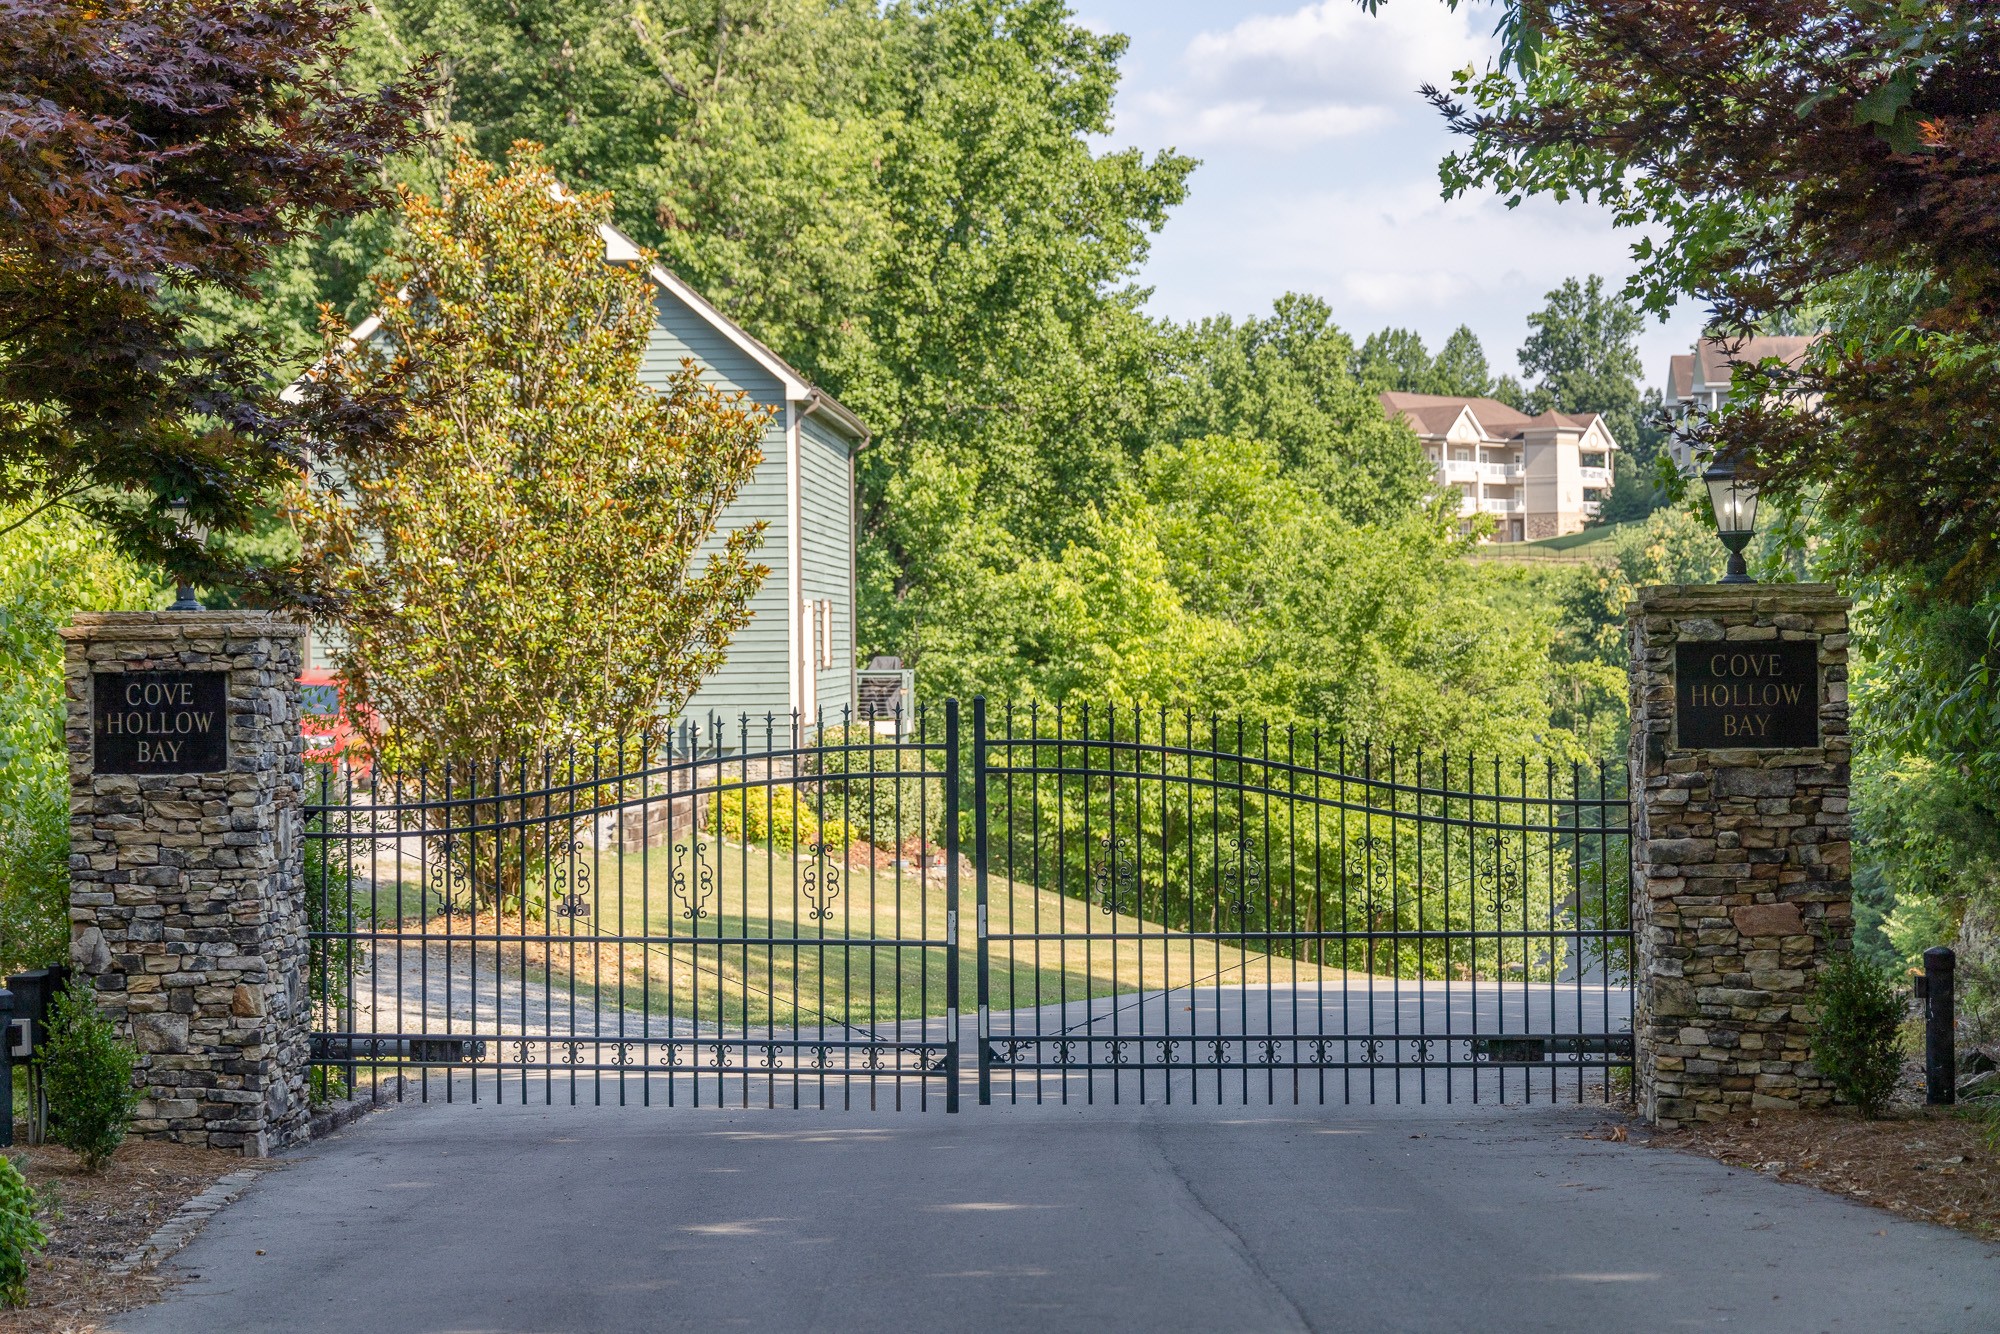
left=1258, top=1038, right=1282, bottom=1065
left=804, top=841, right=841, bottom=921
left=672, top=837, right=716, bottom=920
left=1224, top=837, right=1263, bottom=921
left=1093, top=836, right=1138, bottom=915
left=547, top=825, right=593, bottom=920
left=760, top=1044, right=784, bottom=1069
left=1208, top=1039, right=1231, bottom=1066
left=1157, top=1039, right=1180, bottom=1066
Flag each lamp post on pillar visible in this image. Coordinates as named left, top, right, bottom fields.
left=1703, top=461, right=1761, bottom=584
left=162, top=497, right=209, bottom=612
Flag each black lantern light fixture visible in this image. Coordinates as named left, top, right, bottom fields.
left=163, top=497, right=208, bottom=611
left=1702, top=459, right=1759, bottom=585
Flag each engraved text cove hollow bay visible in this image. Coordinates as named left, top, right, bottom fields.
left=1674, top=640, right=1819, bottom=750
left=92, top=670, right=229, bottom=773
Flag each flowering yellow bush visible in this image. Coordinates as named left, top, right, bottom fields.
left=709, top=786, right=852, bottom=853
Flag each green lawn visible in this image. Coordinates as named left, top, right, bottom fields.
left=338, top=834, right=1346, bottom=1032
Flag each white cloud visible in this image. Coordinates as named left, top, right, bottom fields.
left=1128, top=1, right=1488, bottom=148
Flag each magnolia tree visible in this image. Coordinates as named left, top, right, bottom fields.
left=295, top=147, right=771, bottom=773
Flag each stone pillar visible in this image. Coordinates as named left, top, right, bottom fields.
left=63, top=612, right=309, bottom=1156
left=1626, top=584, right=1852, bottom=1127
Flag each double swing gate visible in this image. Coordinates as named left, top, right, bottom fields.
left=306, top=700, right=1633, bottom=1111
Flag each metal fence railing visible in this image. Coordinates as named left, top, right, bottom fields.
left=305, top=698, right=1631, bottom=1111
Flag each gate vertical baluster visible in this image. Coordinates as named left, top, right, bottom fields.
left=1286, top=725, right=1299, bottom=1107
left=1313, top=728, right=1326, bottom=1107
left=1415, top=746, right=1426, bottom=1105
left=1389, top=743, right=1401, bottom=1104
left=943, top=701, right=960, bottom=1112
left=1441, top=751, right=1454, bottom=1105
left=1364, top=741, right=1377, bottom=1106
left=1102, top=702, right=1115, bottom=1106
left=1337, top=737, right=1349, bottom=1105
left=973, top=697, right=991, bottom=1106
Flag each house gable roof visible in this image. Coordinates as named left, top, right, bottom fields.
left=286, top=220, right=868, bottom=446
left=1381, top=391, right=1619, bottom=450
left=1691, top=334, right=1814, bottom=391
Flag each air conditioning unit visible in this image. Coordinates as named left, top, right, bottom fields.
left=855, top=656, right=915, bottom=736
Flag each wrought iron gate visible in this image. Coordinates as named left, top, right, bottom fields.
left=305, top=698, right=1631, bottom=1110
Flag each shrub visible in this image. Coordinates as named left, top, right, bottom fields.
left=38, top=978, right=138, bottom=1172
left=0, top=768, right=71, bottom=978
left=709, top=785, right=852, bottom=853
left=806, top=724, right=944, bottom=850
left=0, top=1156, right=44, bottom=1307
left=1813, top=949, right=1907, bottom=1118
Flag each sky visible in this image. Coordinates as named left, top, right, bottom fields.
left=1073, top=0, right=1700, bottom=394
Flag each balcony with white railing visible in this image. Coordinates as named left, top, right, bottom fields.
left=1438, top=458, right=1524, bottom=483
left=1579, top=466, right=1612, bottom=488
left=1478, top=497, right=1522, bottom=515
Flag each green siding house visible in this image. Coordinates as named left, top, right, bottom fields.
left=606, top=225, right=868, bottom=733
left=305, top=222, right=868, bottom=737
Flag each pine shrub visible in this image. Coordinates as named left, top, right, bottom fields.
left=0, top=1156, right=44, bottom=1308
left=1813, top=949, right=1906, bottom=1118
left=38, top=978, right=138, bottom=1172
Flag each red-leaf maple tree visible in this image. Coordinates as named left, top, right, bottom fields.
left=1424, top=1, right=2000, bottom=599
left=0, top=0, right=431, bottom=597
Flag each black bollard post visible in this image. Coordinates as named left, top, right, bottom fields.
left=1923, top=946, right=1956, bottom=1106
left=0, top=986, right=13, bottom=1148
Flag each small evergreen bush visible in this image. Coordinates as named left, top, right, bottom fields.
left=1813, top=949, right=1906, bottom=1118
left=38, top=978, right=138, bottom=1171
left=0, top=1156, right=45, bottom=1308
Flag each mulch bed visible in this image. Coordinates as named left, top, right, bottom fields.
left=0, top=1138, right=266, bottom=1334
left=1613, top=1085, right=2000, bottom=1240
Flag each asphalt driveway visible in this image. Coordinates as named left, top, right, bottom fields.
left=110, top=1098, right=1997, bottom=1333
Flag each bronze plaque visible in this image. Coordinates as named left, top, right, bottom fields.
left=1675, top=641, right=1820, bottom=749
left=93, top=671, right=229, bottom=773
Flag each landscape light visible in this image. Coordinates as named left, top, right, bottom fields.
left=164, top=497, right=208, bottom=611
left=1703, top=461, right=1759, bottom=585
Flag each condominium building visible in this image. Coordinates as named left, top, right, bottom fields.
left=1381, top=392, right=1619, bottom=543
left=1662, top=333, right=1815, bottom=471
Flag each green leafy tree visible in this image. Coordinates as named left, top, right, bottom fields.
left=1430, top=325, right=1493, bottom=397
left=1517, top=275, right=1645, bottom=448
left=358, top=0, right=1193, bottom=664
left=0, top=0, right=432, bottom=595
left=294, top=148, right=770, bottom=764
left=1154, top=296, right=1434, bottom=527
left=0, top=506, right=166, bottom=975
left=1352, top=327, right=1435, bottom=393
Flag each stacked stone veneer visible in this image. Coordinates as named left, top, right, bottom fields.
left=1626, top=584, right=1852, bottom=1127
left=63, top=612, right=309, bottom=1156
